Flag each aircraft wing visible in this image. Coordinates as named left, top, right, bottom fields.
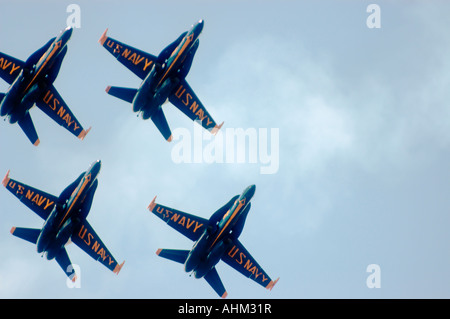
left=35, top=84, right=90, bottom=140
left=169, top=79, right=223, bottom=134
left=2, top=170, right=58, bottom=220
left=221, top=239, right=279, bottom=291
left=71, top=219, right=124, bottom=275
left=148, top=196, right=208, bottom=242
left=0, top=52, right=24, bottom=85
left=99, top=29, right=157, bottom=80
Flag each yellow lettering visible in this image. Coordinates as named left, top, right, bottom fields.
left=178, top=216, right=186, bottom=227
left=170, top=212, right=180, bottom=223
left=237, top=252, right=246, bottom=265
left=26, top=189, right=34, bottom=200
left=189, top=100, right=199, bottom=113
left=62, top=113, right=74, bottom=127
left=44, top=199, right=54, bottom=210
left=128, top=52, right=137, bottom=64
left=92, top=241, right=101, bottom=252
left=186, top=219, right=195, bottom=229
left=183, top=93, right=192, bottom=107
left=106, top=39, right=114, bottom=48
left=10, top=63, right=20, bottom=75
left=143, top=59, right=153, bottom=71
left=243, top=259, right=253, bottom=272
left=8, top=181, right=16, bottom=190
left=43, top=90, right=54, bottom=109
left=121, top=48, right=131, bottom=59
left=195, top=108, right=206, bottom=121
left=193, top=222, right=203, bottom=233
left=175, top=85, right=185, bottom=99
left=16, top=184, right=24, bottom=195
left=228, top=245, right=238, bottom=259
left=0, top=58, right=11, bottom=70
left=135, top=55, right=145, bottom=66
left=57, top=106, right=65, bottom=117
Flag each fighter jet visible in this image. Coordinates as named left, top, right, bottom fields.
left=0, top=26, right=90, bottom=146
left=148, top=185, right=279, bottom=298
left=99, top=20, right=223, bottom=142
left=2, top=160, right=124, bottom=281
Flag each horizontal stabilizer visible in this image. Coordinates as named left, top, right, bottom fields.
left=55, top=248, right=77, bottom=282
left=204, top=267, right=227, bottom=299
left=105, top=86, right=137, bottom=104
left=10, top=227, right=41, bottom=245
left=156, top=248, right=189, bottom=264
left=151, top=108, right=173, bottom=142
left=17, top=112, right=40, bottom=146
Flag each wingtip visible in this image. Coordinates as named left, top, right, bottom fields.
left=211, top=122, right=224, bottom=135
left=266, top=277, right=280, bottom=291
left=78, top=127, right=91, bottom=140
left=167, top=135, right=173, bottom=142
left=2, top=170, right=10, bottom=187
left=99, top=28, right=108, bottom=45
left=113, top=260, right=125, bottom=275
left=156, top=248, right=162, bottom=256
left=105, top=85, right=111, bottom=93
left=10, top=227, right=16, bottom=235
left=33, top=139, right=40, bottom=146
left=221, top=291, right=228, bottom=299
left=147, top=196, right=157, bottom=211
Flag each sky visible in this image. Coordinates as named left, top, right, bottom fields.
left=1, top=0, right=450, bottom=299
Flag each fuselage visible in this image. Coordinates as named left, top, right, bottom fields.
left=132, top=20, right=204, bottom=119
left=37, top=160, right=101, bottom=260
left=184, top=184, right=256, bottom=279
left=0, top=27, right=73, bottom=123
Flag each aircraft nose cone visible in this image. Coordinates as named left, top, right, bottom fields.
left=195, top=19, right=204, bottom=34
left=62, top=26, right=73, bottom=43
left=90, top=160, right=102, bottom=176
left=244, top=184, right=256, bottom=201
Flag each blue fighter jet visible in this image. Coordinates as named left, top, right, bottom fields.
left=99, top=20, right=223, bottom=142
left=0, top=27, right=90, bottom=146
left=2, top=160, right=124, bottom=281
left=148, top=185, right=279, bottom=298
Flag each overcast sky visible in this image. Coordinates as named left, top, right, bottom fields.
left=1, top=0, right=450, bottom=299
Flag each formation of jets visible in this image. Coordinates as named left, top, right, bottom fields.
left=1, top=21, right=278, bottom=298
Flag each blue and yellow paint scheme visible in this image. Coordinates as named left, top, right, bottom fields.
left=2, top=160, right=124, bottom=281
left=0, top=27, right=90, bottom=146
left=99, top=20, right=223, bottom=142
left=148, top=185, right=279, bottom=298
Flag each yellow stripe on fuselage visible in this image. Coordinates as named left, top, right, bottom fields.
left=209, top=199, right=245, bottom=249
left=57, top=173, right=91, bottom=228
left=24, top=40, right=62, bottom=92
left=157, top=34, right=193, bottom=87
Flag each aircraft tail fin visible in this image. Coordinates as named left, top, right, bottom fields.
left=17, top=112, right=40, bottom=146
left=10, top=227, right=40, bottom=245
left=156, top=248, right=189, bottom=264
left=204, top=267, right=228, bottom=299
left=105, top=86, right=137, bottom=104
